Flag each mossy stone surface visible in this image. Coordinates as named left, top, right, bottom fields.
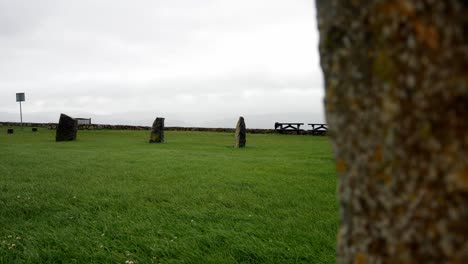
left=316, top=0, right=468, bottom=262
left=235, top=116, right=246, bottom=148
left=149, top=117, right=165, bottom=143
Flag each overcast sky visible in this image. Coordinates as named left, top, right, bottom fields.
left=0, top=0, right=324, bottom=128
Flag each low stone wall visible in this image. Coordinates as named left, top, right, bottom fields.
left=0, top=122, right=52, bottom=129
left=0, top=121, right=325, bottom=135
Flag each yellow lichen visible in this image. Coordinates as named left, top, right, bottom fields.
left=419, top=122, right=432, bottom=139
left=382, top=97, right=400, bottom=121
left=373, top=51, right=396, bottom=82
left=336, top=159, right=348, bottom=173
left=355, top=252, right=367, bottom=264
left=351, top=0, right=361, bottom=7
left=331, top=61, right=341, bottom=74
left=325, top=84, right=336, bottom=112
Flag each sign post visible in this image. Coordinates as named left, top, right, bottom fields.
left=16, top=93, right=25, bottom=124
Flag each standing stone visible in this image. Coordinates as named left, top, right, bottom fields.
left=316, top=0, right=467, bottom=263
left=149, top=117, right=165, bottom=143
left=7, top=128, right=13, bottom=134
left=56, top=114, right=78, bottom=141
left=234, top=117, right=246, bottom=148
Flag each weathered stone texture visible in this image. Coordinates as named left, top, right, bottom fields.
left=55, top=114, right=78, bottom=141
left=149, top=117, right=165, bottom=143
left=235, top=117, right=246, bottom=148
left=316, top=0, right=467, bottom=263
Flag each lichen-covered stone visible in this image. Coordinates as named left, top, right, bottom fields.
left=55, top=114, right=78, bottom=141
left=316, top=0, right=467, bottom=262
left=235, top=117, right=246, bottom=148
left=149, top=117, right=165, bottom=143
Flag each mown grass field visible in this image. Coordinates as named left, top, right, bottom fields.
left=0, top=127, right=337, bottom=263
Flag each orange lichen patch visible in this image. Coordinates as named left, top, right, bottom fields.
left=375, top=0, right=415, bottom=18
left=349, top=98, right=362, bottom=111
left=336, top=159, right=348, bottom=173
left=355, top=252, right=367, bottom=264
left=452, top=243, right=468, bottom=263
left=377, top=173, right=393, bottom=185
left=397, top=0, right=415, bottom=16
left=372, top=146, right=384, bottom=162
left=449, top=167, right=468, bottom=192
left=426, top=223, right=440, bottom=239
left=395, top=205, right=406, bottom=216
left=413, top=20, right=440, bottom=50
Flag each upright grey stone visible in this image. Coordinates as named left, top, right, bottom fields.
left=56, top=114, right=78, bottom=141
left=234, top=116, right=246, bottom=148
left=316, top=0, right=467, bottom=262
left=149, top=117, right=165, bottom=143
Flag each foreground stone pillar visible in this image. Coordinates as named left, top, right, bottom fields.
left=149, top=117, right=165, bottom=143
left=234, top=116, right=246, bottom=148
left=316, top=0, right=467, bottom=263
left=56, top=114, right=78, bottom=141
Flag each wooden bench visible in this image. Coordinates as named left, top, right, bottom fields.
left=308, top=123, right=328, bottom=135
left=274, top=122, right=304, bottom=134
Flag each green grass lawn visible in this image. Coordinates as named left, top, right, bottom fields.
left=0, top=127, right=337, bottom=264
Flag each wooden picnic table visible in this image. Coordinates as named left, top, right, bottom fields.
left=274, top=122, right=304, bottom=134
left=308, top=123, right=328, bottom=135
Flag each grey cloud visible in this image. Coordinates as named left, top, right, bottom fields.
left=0, top=0, right=58, bottom=36
left=0, top=0, right=324, bottom=128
